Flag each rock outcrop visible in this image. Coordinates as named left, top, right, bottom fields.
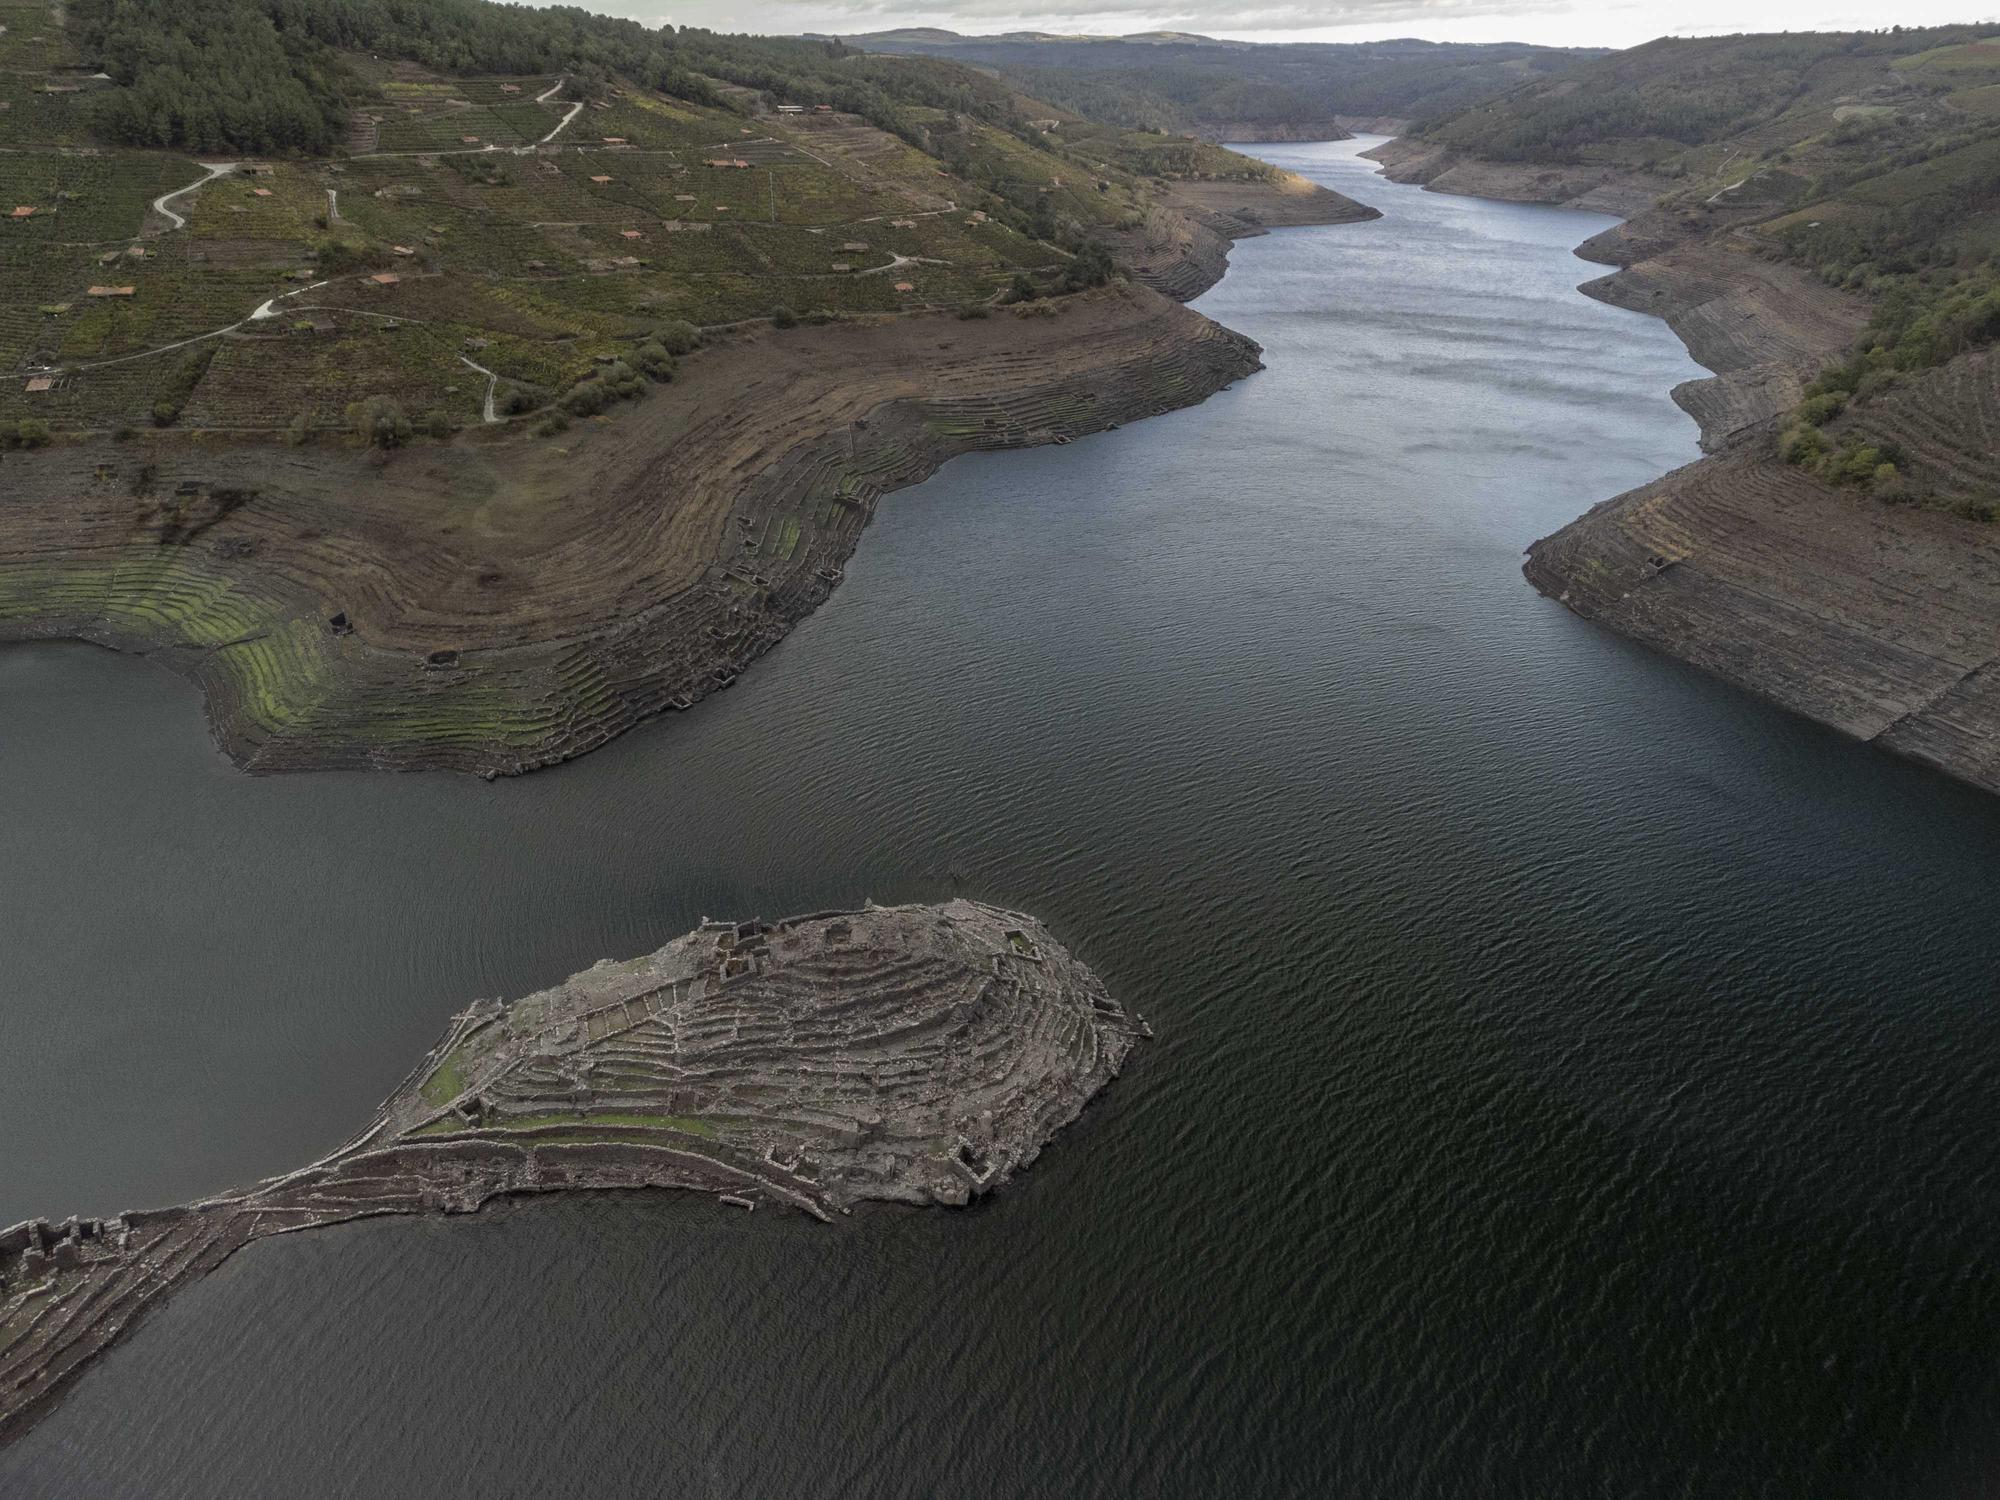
left=0, top=901, right=1145, bottom=1445
left=1106, top=173, right=1379, bottom=302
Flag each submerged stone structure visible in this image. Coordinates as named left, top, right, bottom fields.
left=0, top=900, right=1144, bottom=1443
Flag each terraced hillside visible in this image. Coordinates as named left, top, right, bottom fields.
left=1368, top=29, right=2000, bottom=795
left=0, top=901, right=1147, bottom=1445
left=0, top=0, right=1375, bottom=772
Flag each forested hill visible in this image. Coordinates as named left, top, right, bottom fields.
left=65, top=0, right=1047, bottom=156
left=1405, top=28, right=2000, bottom=516
left=830, top=30, right=1604, bottom=136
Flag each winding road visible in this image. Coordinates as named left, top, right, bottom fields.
left=150, top=162, right=238, bottom=233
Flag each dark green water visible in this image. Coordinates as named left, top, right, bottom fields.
left=2, top=139, right=1996, bottom=1498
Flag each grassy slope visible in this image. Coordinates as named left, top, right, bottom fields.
left=0, top=0, right=1308, bottom=437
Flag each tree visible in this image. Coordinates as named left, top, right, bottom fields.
left=348, top=395, right=411, bottom=448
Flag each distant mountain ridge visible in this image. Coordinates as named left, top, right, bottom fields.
left=824, top=30, right=1606, bottom=140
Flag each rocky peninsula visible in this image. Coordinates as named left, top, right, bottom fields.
left=0, top=900, right=1144, bottom=1445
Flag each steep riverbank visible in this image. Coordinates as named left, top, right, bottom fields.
left=0, top=174, right=1371, bottom=778
left=1367, top=136, right=2000, bottom=797
left=0, top=901, right=1143, bottom=1446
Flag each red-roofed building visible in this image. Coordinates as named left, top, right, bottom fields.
left=369, top=272, right=400, bottom=286
left=10, top=206, right=35, bottom=218
left=893, top=281, right=915, bottom=292
left=589, top=175, right=612, bottom=184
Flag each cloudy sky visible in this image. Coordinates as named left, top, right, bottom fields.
left=596, top=0, right=1994, bottom=48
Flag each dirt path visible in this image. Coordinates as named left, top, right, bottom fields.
left=150, top=161, right=237, bottom=233
left=459, top=354, right=500, bottom=423
left=531, top=82, right=583, bottom=148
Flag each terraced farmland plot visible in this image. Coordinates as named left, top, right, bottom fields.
left=765, top=160, right=903, bottom=226
left=0, top=15, right=67, bottom=72
left=413, top=78, right=561, bottom=111
left=463, top=163, right=642, bottom=225
left=673, top=162, right=782, bottom=219
left=481, top=278, right=648, bottom=340
left=587, top=222, right=753, bottom=274
left=737, top=224, right=894, bottom=273
left=370, top=102, right=550, bottom=154
left=470, top=330, right=602, bottom=392
left=186, top=167, right=327, bottom=242
left=572, top=94, right=747, bottom=150
left=55, top=266, right=281, bottom=361
left=0, top=76, right=94, bottom=146
left=1843, top=135, right=2000, bottom=208
left=312, top=274, right=585, bottom=342
left=0, top=357, right=167, bottom=427
left=178, top=325, right=484, bottom=429
left=889, top=215, right=1052, bottom=271
left=0, top=150, right=202, bottom=242
left=389, top=217, right=586, bottom=278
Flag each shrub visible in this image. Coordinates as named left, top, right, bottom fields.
left=770, top=305, right=798, bottom=329
left=1778, top=423, right=1827, bottom=465
left=1936, top=494, right=1999, bottom=523
left=560, top=362, right=645, bottom=417
left=1006, top=273, right=1039, bottom=304
left=653, top=319, right=699, bottom=355
left=632, top=341, right=676, bottom=380
left=531, top=412, right=570, bottom=437
left=7, top=418, right=52, bottom=449
left=498, top=385, right=538, bottom=417
left=152, top=400, right=180, bottom=427
left=426, top=409, right=454, bottom=439
left=957, top=303, right=990, bottom=320
left=348, top=395, right=412, bottom=449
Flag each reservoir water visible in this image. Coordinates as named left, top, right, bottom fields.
left=3, top=138, right=1996, bottom=1497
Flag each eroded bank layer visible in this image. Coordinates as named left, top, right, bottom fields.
left=0, top=286, right=1258, bottom=774
left=0, top=900, right=1146, bottom=1444
left=1366, top=139, right=2000, bottom=795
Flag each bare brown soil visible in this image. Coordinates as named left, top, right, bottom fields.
left=1362, top=137, right=1666, bottom=217
left=1523, top=387, right=2000, bottom=793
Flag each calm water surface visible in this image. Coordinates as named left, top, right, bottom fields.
left=3, top=139, right=1996, bottom=1498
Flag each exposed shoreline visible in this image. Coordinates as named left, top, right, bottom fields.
left=0, top=173, right=1373, bottom=778
left=1365, top=138, right=2000, bottom=798
left=0, top=900, right=1146, bottom=1446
